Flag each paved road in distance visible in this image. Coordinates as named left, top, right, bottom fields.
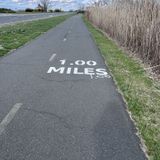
left=0, top=12, right=70, bottom=25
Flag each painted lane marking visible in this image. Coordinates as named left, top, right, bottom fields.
left=0, top=103, right=22, bottom=135
left=47, top=59, right=111, bottom=79
left=63, top=38, right=67, bottom=42
left=47, top=67, right=111, bottom=79
left=63, top=29, right=71, bottom=42
left=49, top=53, right=56, bottom=62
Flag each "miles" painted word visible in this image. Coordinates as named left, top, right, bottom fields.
left=47, top=67, right=110, bottom=79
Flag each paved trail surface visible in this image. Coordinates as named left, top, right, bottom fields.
left=0, top=15, right=146, bottom=160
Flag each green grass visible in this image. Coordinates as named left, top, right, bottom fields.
left=0, top=15, right=72, bottom=56
left=84, top=18, right=160, bottom=160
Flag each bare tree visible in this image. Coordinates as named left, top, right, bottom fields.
left=39, top=0, right=51, bottom=12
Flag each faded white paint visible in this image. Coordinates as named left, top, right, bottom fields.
left=47, top=67, right=65, bottom=74
left=0, top=103, right=22, bottom=135
left=47, top=59, right=111, bottom=79
left=49, top=53, right=56, bottom=62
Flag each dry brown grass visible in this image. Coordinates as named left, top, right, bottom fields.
left=86, top=0, right=160, bottom=74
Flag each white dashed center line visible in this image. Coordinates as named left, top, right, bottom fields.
left=63, top=38, right=67, bottom=42
left=0, top=103, right=22, bottom=135
left=49, top=53, right=57, bottom=62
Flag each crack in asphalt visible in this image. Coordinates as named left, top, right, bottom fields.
left=23, top=107, right=88, bottom=130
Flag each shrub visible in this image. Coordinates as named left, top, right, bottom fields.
left=54, top=9, right=62, bottom=12
left=49, top=9, right=53, bottom=13
left=0, top=8, right=15, bottom=13
left=77, top=10, right=85, bottom=14
left=25, top=8, right=34, bottom=12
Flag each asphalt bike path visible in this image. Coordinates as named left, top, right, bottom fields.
left=0, top=15, right=146, bottom=160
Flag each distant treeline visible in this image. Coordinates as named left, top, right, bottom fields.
left=25, top=8, right=63, bottom=13
left=0, top=8, right=16, bottom=13
left=0, top=8, right=64, bottom=13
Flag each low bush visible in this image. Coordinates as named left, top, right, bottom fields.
left=0, top=8, right=15, bottom=13
left=54, top=9, right=62, bottom=12
left=25, top=8, right=34, bottom=12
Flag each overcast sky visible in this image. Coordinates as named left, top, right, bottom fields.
left=0, top=0, right=91, bottom=11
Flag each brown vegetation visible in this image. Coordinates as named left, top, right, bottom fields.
left=86, top=0, right=160, bottom=74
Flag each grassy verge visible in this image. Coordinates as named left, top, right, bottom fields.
left=84, top=18, right=160, bottom=160
left=0, top=15, right=72, bottom=56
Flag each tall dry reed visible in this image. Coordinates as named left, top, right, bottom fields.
left=86, top=0, right=160, bottom=73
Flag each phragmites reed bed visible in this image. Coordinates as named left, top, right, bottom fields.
left=86, top=0, right=160, bottom=74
